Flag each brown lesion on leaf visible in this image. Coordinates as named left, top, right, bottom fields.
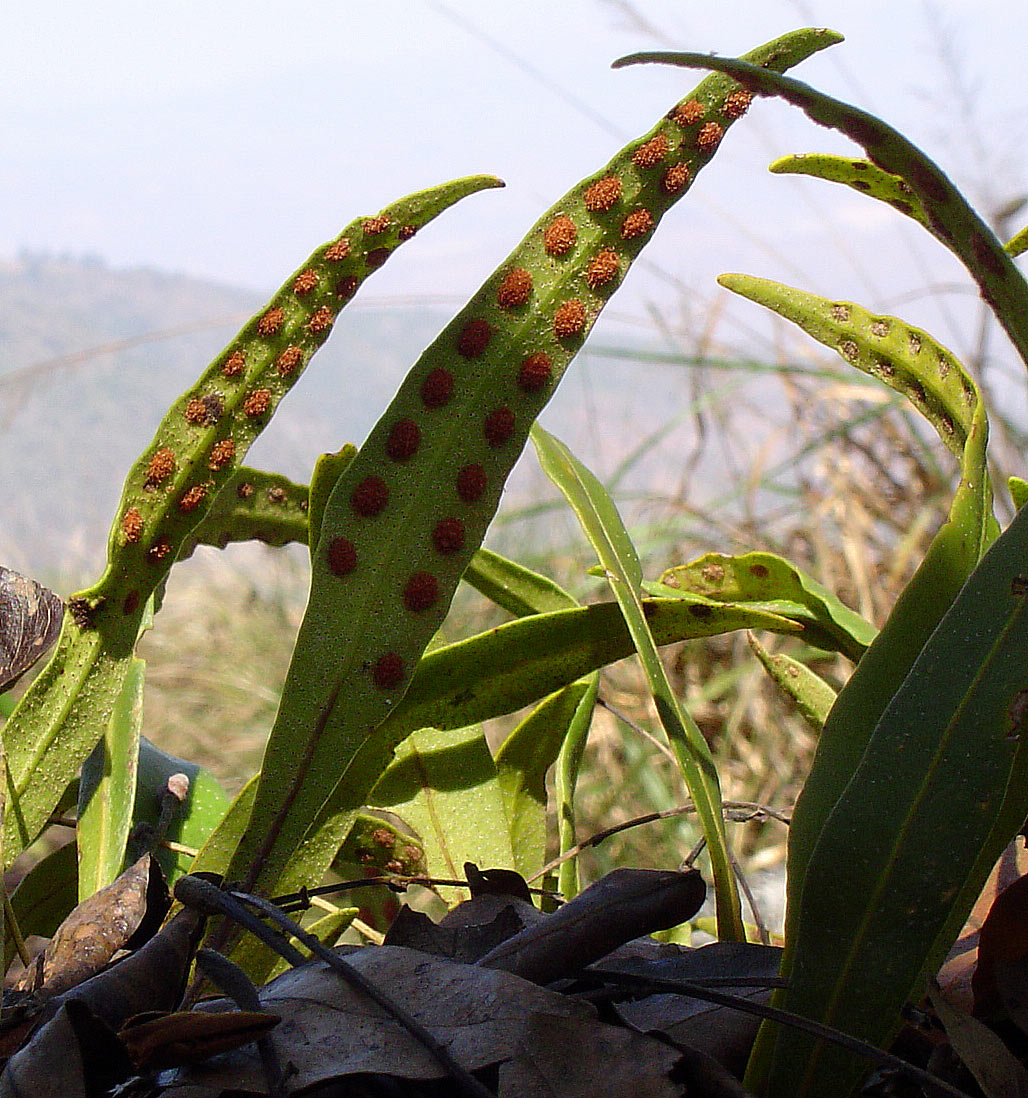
left=292, top=269, right=319, bottom=295
left=122, top=507, right=144, bottom=543
left=543, top=215, right=577, bottom=257
left=208, top=439, right=236, bottom=470
left=583, top=176, right=622, bottom=212
left=670, top=99, right=704, bottom=127
left=184, top=393, right=225, bottom=426
left=237, top=481, right=255, bottom=499
left=632, top=134, right=669, bottom=169
left=147, top=538, right=172, bottom=563
left=325, top=238, right=351, bottom=261
left=553, top=299, right=587, bottom=339
left=620, top=209, right=654, bottom=240
left=222, top=350, right=246, bottom=377
left=242, top=389, right=272, bottom=418
left=257, top=307, right=285, bottom=337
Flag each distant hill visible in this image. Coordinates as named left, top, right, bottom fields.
left=0, top=252, right=753, bottom=587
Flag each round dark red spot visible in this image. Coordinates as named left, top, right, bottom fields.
left=350, top=476, right=389, bottom=517
left=484, top=408, right=515, bottom=447
left=327, top=536, right=358, bottom=576
left=372, top=652, right=405, bottom=690
left=517, top=353, right=552, bottom=393
left=457, top=318, right=493, bottom=358
left=403, top=571, right=439, bottom=612
left=420, top=368, right=455, bottom=408
left=386, top=418, right=421, bottom=462
left=432, top=517, right=465, bottom=555
left=456, top=463, right=487, bottom=503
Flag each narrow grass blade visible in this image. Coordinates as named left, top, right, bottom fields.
left=531, top=422, right=743, bottom=941
left=615, top=50, right=1028, bottom=371
left=494, top=677, right=597, bottom=882
left=554, top=676, right=599, bottom=900
left=659, top=549, right=876, bottom=662
left=770, top=154, right=929, bottom=229
left=228, top=28, right=839, bottom=902
left=761, top=501, right=1028, bottom=1098
left=746, top=634, right=835, bottom=733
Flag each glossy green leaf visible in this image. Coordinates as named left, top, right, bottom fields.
left=77, top=656, right=145, bottom=899
left=658, top=549, right=876, bottom=662
left=493, top=677, right=597, bottom=881
left=227, top=28, right=839, bottom=903
left=531, top=422, right=743, bottom=941
left=746, top=634, right=835, bottom=733
left=769, top=154, right=929, bottom=230
left=762, top=501, right=1028, bottom=1098
left=369, top=725, right=516, bottom=885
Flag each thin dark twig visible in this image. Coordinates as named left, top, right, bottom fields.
left=272, top=874, right=559, bottom=912
left=229, top=887, right=496, bottom=1098
left=530, top=800, right=790, bottom=881
left=584, top=969, right=973, bottom=1098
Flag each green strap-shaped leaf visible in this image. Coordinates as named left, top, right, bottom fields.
left=227, top=28, right=842, bottom=900
left=463, top=546, right=578, bottom=616
left=381, top=597, right=802, bottom=738
left=761, top=501, right=1028, bottom=1098
left=494, top=677, right=598, bottom=883
left=714, top=275, right=997, bottom=1089
left=770, top=154, right=929, bottom=229
left=531, top=422, right=743, bottom=941
left=746, top=634, right=835, bottom=733
left=307, top=447, right=357, bottom=559
left=369, top=725, right=516, bottom=884
left=178, top=466, right=312, bottom=561
left=615, top=50, right=1028, bottom=372
left=133, top=739, right=231, bottom=883
left=554, top=677, right=599, bottom=901
left=658, top=549, right=876, bottom=662
left=1006, top=223, right=1028, bottom=258
left=0, top=176, right=498, bottom=868
left=76, top=656, right=145, bottom=899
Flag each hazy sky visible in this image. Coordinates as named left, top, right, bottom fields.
left=4, top=1, right=1027, bottom=352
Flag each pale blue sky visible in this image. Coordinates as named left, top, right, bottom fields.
left=4, top=1, right=1026, bottom=346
